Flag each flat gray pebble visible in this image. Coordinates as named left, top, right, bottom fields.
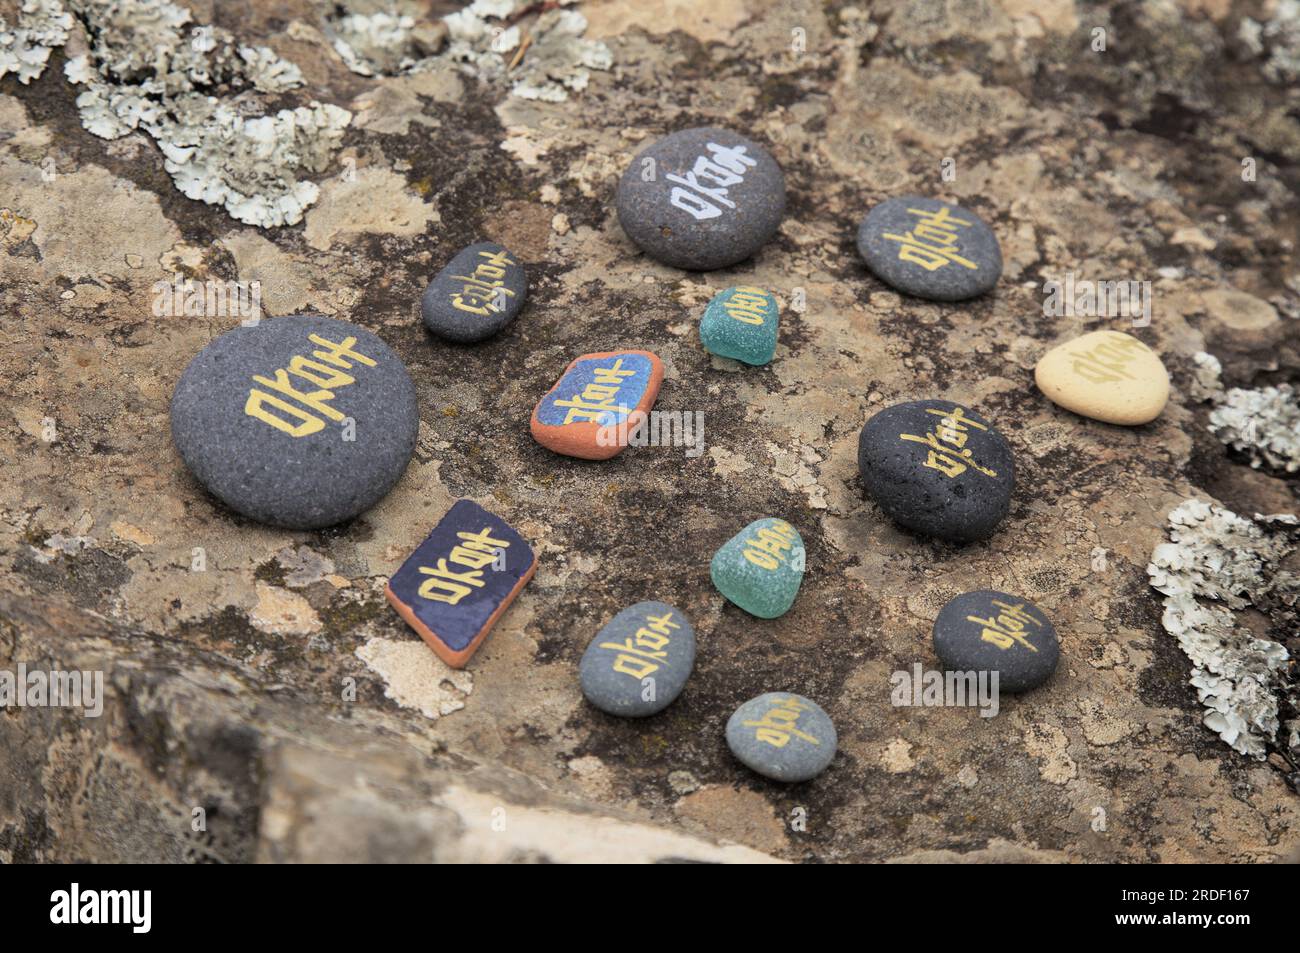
left=616, top=126, right=785, bottom=271
left=580, top=601, right=694, bottom=717
left=726, top=692, right=836, bottom=782
left=421, top=241, right=527, bottom=343
left=170, top=314, right=418, bottom=529
left=857, top=195, right=1001, bottom=301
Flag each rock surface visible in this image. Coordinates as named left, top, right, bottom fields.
left=3, top=0, right=1299, bottom=864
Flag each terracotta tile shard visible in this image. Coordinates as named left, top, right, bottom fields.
left=385, top=499, right=536, bottom=669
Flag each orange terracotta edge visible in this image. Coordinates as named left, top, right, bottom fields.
left=384, top=552, right=539, bottom=669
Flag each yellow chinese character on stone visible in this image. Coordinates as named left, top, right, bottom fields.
left=967, top=600, right=1042, bottom=651
left=744, top=696, right=820, bottom=748
left=881, top=206, right=978, bottom=271
left=742, top=520, right=798, bottom=570
left=553, top=358, right=638, bottom=424
left=898, top=406, right=997, bottom=479
left=244, top=333, right=377, bottom=437
left=600, top=608, right=682, bottom=678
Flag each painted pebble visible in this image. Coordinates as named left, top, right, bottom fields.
left=580, top=601, right=695, bottom=717
left=170, top=314, right=417, bottom=529
left=421, top=241, right=526, bottom=343
left=1034, top=330, right=1169, bottom=425
left=856, top=195, right=1001, bottom=301
left=726, top=692, right=836, bottom=782
left=616, top=126, right=786, bottom=271
left=932, top=590, right=1059, bottom=692
left=711, top=518, right=805, bottom=619
left=699, top=286, right=779, bottom=366
left=385, top=499, right=536, bottom=669
left=858, top=400, right=1014, bottom=542
left=530, top=350, right=664, bottom=460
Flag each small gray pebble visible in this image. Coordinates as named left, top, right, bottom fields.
left=616, top=126, right=785, bottom=271
left=858, top=399, right=1015, bottom=542
left=170, top=314, right=418, bottom=529
left=421, top=241, right=527, bottom=343
left=726, top=692, right=836, bottom=782
left=932, top=590, right=1059, bottom=692
left=857, top=195, right=1001, bottom=301
left=580, top=601, right=694, bottom=717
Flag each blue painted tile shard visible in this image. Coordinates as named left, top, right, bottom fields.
left=385, top=499, right=536, bottom=668
left=532, top=351, right=657, bottom=428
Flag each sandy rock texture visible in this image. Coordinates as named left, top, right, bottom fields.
left=1, top=0, right=1298, bottom=862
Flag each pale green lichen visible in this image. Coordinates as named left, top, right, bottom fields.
left=0, top=0, right=350, bottom=227
left=330, top=0, right=612, bottom=102
left=1193, top=352, right=1300, bottom=473
left=1148, top=499, right=1298, bottom=759
left=1239, top=0, right=1300, bottom=84
left=0, top=0, right=72, bottom=84
left=61, top=0, right=348, bottom=227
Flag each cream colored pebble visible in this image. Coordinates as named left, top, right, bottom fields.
left=1034, top=330, right=1169, bottom=425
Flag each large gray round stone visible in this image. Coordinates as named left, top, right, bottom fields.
left=726, top=692, right=836, bottom=782
left=856, top=195, right=1001, bottom=301
left=579, top=601, right=694, bottom=717
left=170, top=314, right=418, bottom=529
left=932, top=590, right=1059, bottom=692
left=616, top=126, right=786, bottom=271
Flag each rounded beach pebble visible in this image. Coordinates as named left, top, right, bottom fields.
left=932, top=590, right=1059, bottom=692
left=421, top=241, right=527, bottom=343
left=858, top=399, right=1014, bottom=542
left=726, top=692, right=836, bottom=782
left=170, top=314, right=418, bottom=529
left=1035, top=330, right=1169, bottom=425
left=856, top=195, right=1001, bottom=301
left=616, top=126, right=785, bottom=271
left=579, top=601, right=695, bottom=717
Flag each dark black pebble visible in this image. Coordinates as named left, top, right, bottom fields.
left=857, top=399, right=1014, bottom=542
left=932, top=589, right=1059, bottom=692
left=421, top=241, right=527, bottom=343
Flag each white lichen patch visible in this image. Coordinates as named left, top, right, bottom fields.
left=1239, top=0, right=1300, bottom=84
left=327, top=8, right=449, bottom=77
left=356, top=636, right=472, bottom=720
left=348, top=0, right=613, bottom=103
left=0, top=0, right=72, bottom=84
left=48, top=0, right=350, bottom=227
left=1147, top=499, right=1299, bottom=759
left=1193, top=352, right=1300, bottom=473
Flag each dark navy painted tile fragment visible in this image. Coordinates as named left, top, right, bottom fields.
left=385, top=499, right=536, bottom=668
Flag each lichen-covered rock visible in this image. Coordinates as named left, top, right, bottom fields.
left=1147, top=499, right=1299, bottom=758
left=5, top=0, right=1300, bottom=866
